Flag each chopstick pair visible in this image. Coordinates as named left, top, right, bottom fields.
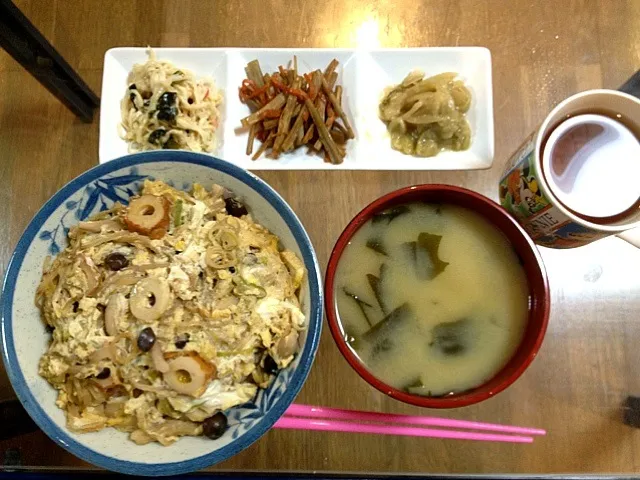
left=275, top=404, right=545, bottom=444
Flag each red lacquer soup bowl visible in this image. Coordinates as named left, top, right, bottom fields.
left=324, top=185, right=550, bottom=408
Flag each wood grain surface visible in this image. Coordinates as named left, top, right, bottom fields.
left=1, top=0, right=640, bottom=474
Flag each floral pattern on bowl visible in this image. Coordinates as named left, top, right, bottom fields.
left=37, top=167, right=147, bottom=255
left=1, top=151, right=323, bottom=476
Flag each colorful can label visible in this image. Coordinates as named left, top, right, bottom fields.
left=499, top=134, right=607, bottom=249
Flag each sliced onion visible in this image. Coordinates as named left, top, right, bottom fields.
left=213, top=295, right=239, bottom=311
left=87, top=384, right=108, bottom=403
left=76, top=381, right=93, bottom=407
left=130, top=380, right=165, bottom=393
left=280, top=250, right=305, bottom=290
left=82, top=231, right=162, bottom=253
left=157, top=419, right=201, bottom=437
left=115, top=344, right=135, bottom=365
left=78, top=220, right=123, bottom=233
left=78, top=256, right=99, bottom=295
left=276, top=330, right=299, bottom=358
left=130, top=429, right=153, bottom=445
left=66, top=364, right=86, bottom=375
left=151, top=342, right=170, bottom=373
left=90, top=343, right=116, bottom=362
left=97, top=273, right=141, bottom=297
left=126, top=262, right=170, bottom=272
left=92, top=375, right=120, bottom=390
left=205, top=246, right=236, bottom=269
left=129, top=277, right=171, bottom=322
left=104, top=398, right=127, bottom=418
left=104, top=293, right=127, bottom=336
left=233, top=281, right=266, bottom=298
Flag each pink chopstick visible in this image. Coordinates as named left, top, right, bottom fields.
left=274, top=416, right=533, bottom=443
left=284, top=403, right=546, bottom=437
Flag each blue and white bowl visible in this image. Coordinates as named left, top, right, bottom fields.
left=0, top=151, right=323, bottom=476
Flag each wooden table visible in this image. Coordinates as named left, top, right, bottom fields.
left=1, top=0, right=640, bottom=474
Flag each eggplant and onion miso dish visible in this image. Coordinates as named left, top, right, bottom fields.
left=379, top=71, right=472, bottom=157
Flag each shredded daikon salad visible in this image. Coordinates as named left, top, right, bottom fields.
left=119, top=49, right=223, bottom=153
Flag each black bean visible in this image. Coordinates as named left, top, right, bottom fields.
left=148, top=128, right=166, bottom=146
left=157, top=107, right=178, bottom=122
left=157, top=92, right=177, bottom=109
left=104, top=252, right=129, bottom=271
left=72, top=301, right=79, bottom=313
left=96, top=367, right=111, bottom=379
left=137, top=327, right=156, bottom=352
left=228, top=266, right=236, bottom=274
left=224, top=197, right=248, bottom=217
left=175, top=333, right=190, bottom=349
left=128, top=85, right=138, bottom=106
left=263, top=354, right=278, bottom=375
left=157, top=92, right=178, bottom=122
left=202, top=412, right=227, bottom=439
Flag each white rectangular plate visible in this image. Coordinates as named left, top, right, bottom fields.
left=100, top=47, right=493, bottom=170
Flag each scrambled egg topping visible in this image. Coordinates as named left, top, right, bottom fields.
left=36, top=180, right=306, bottom=445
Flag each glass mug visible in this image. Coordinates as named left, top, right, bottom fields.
left=499, top=88, right=640, bottom=249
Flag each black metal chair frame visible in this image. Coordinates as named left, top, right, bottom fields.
left=0, top=0, right=99, bottom=122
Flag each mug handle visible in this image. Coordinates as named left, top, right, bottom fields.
left=617, top=71, right=640, bottom=249
left=619, top=69, right=640, bottom=98
left=618, top=228, right=640, bottom=249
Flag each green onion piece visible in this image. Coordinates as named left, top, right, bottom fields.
left=173, top=200, right=183, bottom=228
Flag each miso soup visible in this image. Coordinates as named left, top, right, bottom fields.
left=334, top=203, right=529, bottom=396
